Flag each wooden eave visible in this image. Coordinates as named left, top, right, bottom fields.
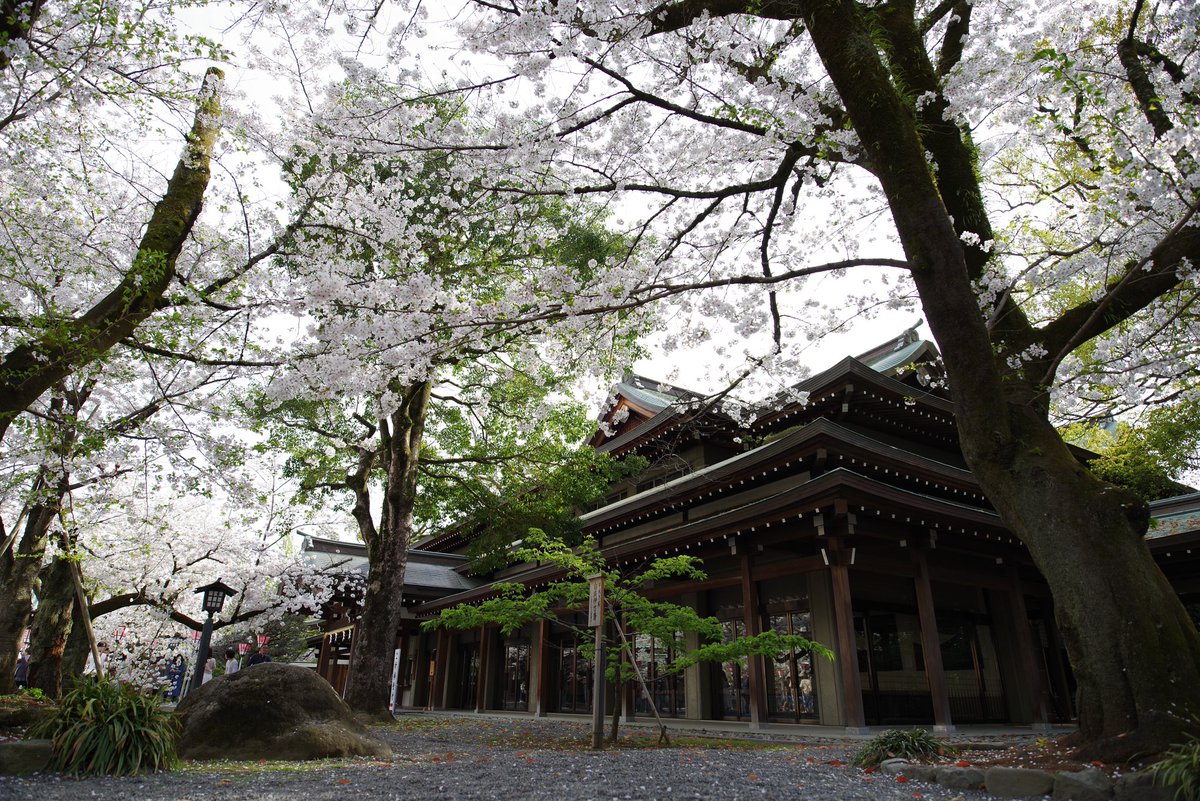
left=581, top=417, right=988, bottom=537
left=753, top=358, right=955, bottom=433
left=594, top=405, right=694, bottom=457
left=414, top=466, right=1009, bottom=616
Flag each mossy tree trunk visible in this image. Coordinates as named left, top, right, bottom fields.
left=26, top=545, right=76, bottom=698
left=0, top=469, right=66, bottom=692
left=341, top=381, right=432, bottom=717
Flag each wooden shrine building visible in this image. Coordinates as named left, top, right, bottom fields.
left=306, top=326, right=1200, bottom=731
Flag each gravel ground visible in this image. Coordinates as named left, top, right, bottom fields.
left=0, top=716, right=1002, bottom=801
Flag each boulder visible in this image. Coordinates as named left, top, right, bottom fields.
left=175, top=663, right=392, bottom=761
left=899, top=764, right=940, bottom=782
left=1053, top=768, right=1112, bottom=801
left=0, top=739, right=52, bottom=775
left=985, top=766, right=1055, bottom=798
left=935, top=765, right=986, bottom=790
left=1113, top=771, right=1177, bottom=801
left=0, top=695, right=54, bottom=731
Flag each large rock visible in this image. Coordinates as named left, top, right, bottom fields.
left=175, top=663, right=392, bottom=761
left=936, top=765, right=986, bottom=790
left=0, top=695, right=54, bottom=731
left=1053, top=768, right=1112, bottom=801
left=1113, top=771, right=1177, bottom=801
left=985, top=766, right=1055, bottom=798
left=0, top=739, right=52, bottom=775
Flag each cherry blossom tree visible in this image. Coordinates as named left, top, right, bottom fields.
left=25, top=474, right=337, bottom=695
left=252, top=69, right=653, bottom=714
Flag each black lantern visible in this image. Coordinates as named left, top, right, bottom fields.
left=199, top=581, right=235, bottom=615
left=185, top=579, right=237, bottom=697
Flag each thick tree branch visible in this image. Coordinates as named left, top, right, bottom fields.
left=0, top=68, right=224, bottom=441
left=1038, top=198, right=1200, bottom=384
left=645, top=0, right=802, bottom=35
left=0, top=0, right=45, bottom=71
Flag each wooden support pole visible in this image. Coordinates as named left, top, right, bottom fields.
left=827, top=541, right=866, bottom=732
left=1007, top=566, right=1051, bottom=729
left=739, top=551, right=768, bottom=727
left=535, top=618, right=551, bottom=716
left=430, top=628, right=449, bottom=710
left=475, top=625, right=491, bottom=713
left=913, top=548, right=954, bottom=732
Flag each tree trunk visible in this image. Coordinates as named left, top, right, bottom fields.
left=0, top=474, right=65, bottom=691
left=61, top=599, right=92, bottom=681
left=965, top=403, right=1200, bottom=759
left=342, top=382, right=432, bottom=717
left=26, top=553, right=77, bottom=698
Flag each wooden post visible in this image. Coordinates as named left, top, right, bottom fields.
left=534, top=618, right=551, bottom=716
left=828, top=540, right=867, bottom=732
left=69, top=558, right=103, bottom=680
left=1007, top=567, right=1051, bottom=729
left=317, top=630, right=333, bottom=689
left=589, top=574, right=605, bottom=750
left=739, top=551, right=768, bottom=727
left=913, top=548, right=954, bottom=732
left=430, top=628, right=449, bottom=710
left=475, top=625, right=491, bottom=713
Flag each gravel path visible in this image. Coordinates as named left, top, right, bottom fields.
left=0, top=715, right=1001, bottom=801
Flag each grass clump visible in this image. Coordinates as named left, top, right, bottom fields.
left=851, top=728, right=953, bottom=768
left=29, top=676, right=179, bottom=775
left=1152, top=728, right=1200, bottom=801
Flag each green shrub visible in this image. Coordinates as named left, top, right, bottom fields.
left=28, top=677, right=180, bottom=775
left=1152, top=729, right=1200, bottom=801
left=851, top=728, right=953, bottom=768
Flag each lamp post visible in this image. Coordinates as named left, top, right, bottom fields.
left=187, top=580, right=236, bottom=696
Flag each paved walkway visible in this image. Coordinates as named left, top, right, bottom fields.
left=420, top=707, right=1075, bottom=744
left=1, top=713, right=1029, bottom=801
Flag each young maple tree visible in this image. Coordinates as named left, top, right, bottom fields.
left=425, top=529, right=830, bottom=744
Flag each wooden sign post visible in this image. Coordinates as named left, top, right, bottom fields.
left=588, top=573, right=605, bottom=750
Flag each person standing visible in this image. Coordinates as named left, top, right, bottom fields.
left=14, top=650, right=28, bottom=689
left=224, top=647, right=240, bottom=676
left=247, top=644, right=272, bottom=667
left=201, top=649, right=215, bottom=685
left=83, top=642, right=109, bottom=676
left=166, top=654, right=186, bottom=700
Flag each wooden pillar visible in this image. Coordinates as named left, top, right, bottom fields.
left=412, top=629, right=429, bottom=709
left=827, top=539, right=867, bottom=732
left=534, top=618, right=552, bottom=716
left=316, top=630, right=333, bottom=689
left=739, top=550, right=769, bottom=728
left=1007, top=567, right=1051, bottom=729
left=394, top=626, right=409, bottom=710
left=913, top=548, right=954, bottom=732
left=475, top=626, right=492, bottom=713
left=341, top=626, right=356, bottom=697
left=430, top=628, right=449, bottom=710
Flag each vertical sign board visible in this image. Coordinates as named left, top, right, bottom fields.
left=389, top=647, right=402, bottom=712
left=588, top=574, right=605, bottom=628
left=587, top=573, right=605, bottom=749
